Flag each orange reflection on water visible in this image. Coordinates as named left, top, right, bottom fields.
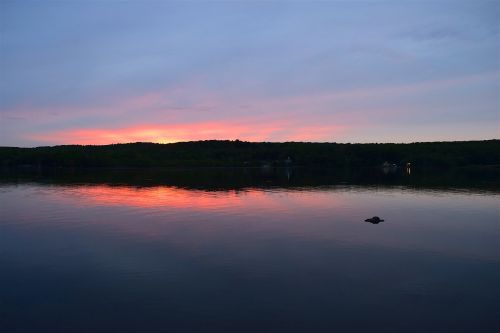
left=62, top=185, right=259, bottom=210
left=41, top=184, right=347, bottom=246
left=53, top=184, right=343, bottom=214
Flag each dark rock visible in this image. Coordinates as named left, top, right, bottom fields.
left=364, top=216, right=384, bottom=224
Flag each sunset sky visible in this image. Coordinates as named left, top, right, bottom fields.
left=1, top=0, right=498, bottom=146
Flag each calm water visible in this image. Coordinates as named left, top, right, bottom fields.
left=1, top=168, right=499, bottom=332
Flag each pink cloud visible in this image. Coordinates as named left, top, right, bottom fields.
left=9, top=70, right=498, bottom=145
left=31, top=120, right=348, bottom=145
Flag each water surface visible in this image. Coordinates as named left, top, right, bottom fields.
left=1, top=168, right=499, bottom=332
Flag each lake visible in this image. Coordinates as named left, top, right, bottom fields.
left=1, top=167, right=499, bottom=332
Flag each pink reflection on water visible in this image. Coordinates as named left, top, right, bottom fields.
left=2, top=184, right=499, bottom=263
left=53, top=185, right=345, bottom=212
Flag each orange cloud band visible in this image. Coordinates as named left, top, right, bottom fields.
left=30, top=121, right=346, bottom=145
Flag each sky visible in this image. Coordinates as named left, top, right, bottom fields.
left=0, top=0, right=498, bottom=146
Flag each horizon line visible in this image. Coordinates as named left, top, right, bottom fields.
left=2, top=138, right=499, bottom=149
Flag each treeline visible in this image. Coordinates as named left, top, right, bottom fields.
left=2, top=166, right=499, bottom=192
left=0, top=140, right=499, bottom=168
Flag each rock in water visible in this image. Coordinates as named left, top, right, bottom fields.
left=364, top=216, right=384, bottom=224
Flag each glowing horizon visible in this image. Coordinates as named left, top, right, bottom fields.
left=1, top=1, right=498, bottom=146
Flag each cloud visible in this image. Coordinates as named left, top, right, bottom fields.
left=6, top=69, right=496, bottom=146
left=30, top=120, right=348, bottom=145
left=1, top=1, right=498, bottom=145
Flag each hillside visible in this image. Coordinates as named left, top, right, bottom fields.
left=0, top=140, right=499, bottom=168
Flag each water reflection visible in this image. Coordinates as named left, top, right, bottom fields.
left=1, top=165, right=499, bottom=192
left=0, top=168, right=499, bottom=333
left=3, top=182, right=498, bottom=261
